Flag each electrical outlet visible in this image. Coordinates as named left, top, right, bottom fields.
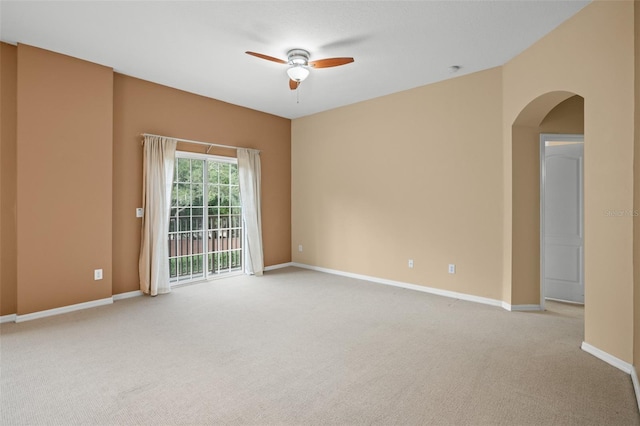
left=448, top=264, right=456, bottom=274
left=136, top=208, right=144, bottom=218
left=298, top=245, right=303, bottom=252
left=94, top=269, right=103, bottom=280
left=408, top=259, right=414, bottom=269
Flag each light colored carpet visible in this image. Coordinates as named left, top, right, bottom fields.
left=1, top=267, right=638, bottom=425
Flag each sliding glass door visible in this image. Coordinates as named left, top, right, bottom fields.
left=168, top=153, right=242, bottom=284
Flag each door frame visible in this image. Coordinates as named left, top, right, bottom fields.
left=539, top=133, right=584, bottom=310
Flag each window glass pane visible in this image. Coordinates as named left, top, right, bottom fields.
left=219, top=185, right=230, bottom=207
left=230, top=187, right=240, bottom=207
left=231, top=250, right=241, bottom=268
left=171, top=184, right=178, bottom=207
left=192, top=217, right=203, bottom=233
left=191, top=184, right=203, bottom=206
left=208, top=161, right=219, bottom=184
left=180, top=256, right=190, bottom=277
left=177, top=158, right=191, bottom=182
left=230, top=229, right=241, bottom=249
left=186, top=233, right=193, bottom=255
left=169, top=258, right=177, bottom=278
left=168, top=235, right=177, bottom=257
left=208, top=184, right=219, bottom=206
left=194, top=255, right=203, bottom=276
left=216, top=252, right=228, bottom=270
left=219, top=215, right=229, bottom=229
left=179, top=233, right=189, bottom=255
left=219, top=163, right=230, bottom=184
left=230, top=165, right=239, bottom=185
left=177, top=183, right=190, bottom=206
left=192, top=160, right=204, bottom=184
left=192, top=231, right=203, bottom=254
left=207, top=231, right=214, bottom=253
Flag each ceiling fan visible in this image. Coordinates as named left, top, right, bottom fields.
left=246, top=49, right=354, bottom=90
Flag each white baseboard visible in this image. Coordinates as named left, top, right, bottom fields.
left=581, top=342, right=633, bottom=374
left=502, top=303, right=543, bottom=312
left=632, top=366, right=640, bottom=413
left=15, top=297, right=113, bottom=323
left=3, top=291, right=142, bottom=324
left=545, top=297, right=584, bottom=305
left=291, top=262, right=504, bottom=309
left=264, top=262, right=293, bottom=272
left=0, top=314, right=17, bottom=324
left=112, top=290, right=143, bottom=301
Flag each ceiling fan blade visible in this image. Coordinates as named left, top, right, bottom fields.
left=245, top=51, right=287, bottom=64
left=289, top=79, right=300, bottom=90
left=309, top=57, right=354, bottom=68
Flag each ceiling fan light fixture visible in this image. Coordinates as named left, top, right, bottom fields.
left=246, top=49, right=353, bottom=90
left=287, top=65, right=310, bottom=82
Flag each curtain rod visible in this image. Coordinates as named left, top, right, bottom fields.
left=141, top=133, right=259, bottom=153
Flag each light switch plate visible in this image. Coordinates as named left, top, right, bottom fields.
left=136, top=208, right=144, bottom=218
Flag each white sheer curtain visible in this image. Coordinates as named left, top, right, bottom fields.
left=139, top=135, right=177, bottom=295
left=237, top=148, right=264, bottom=276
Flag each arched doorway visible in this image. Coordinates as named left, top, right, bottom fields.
left=510, top=91, right=585, bottom=309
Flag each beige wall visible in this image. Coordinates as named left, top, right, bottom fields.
left=293, top=1, right=635, bottom=365
left=1, top=43, right=17, bottom=315
left=510, top=124, right=542, bottom=305
left=293, top=67, right=504, bottom=300
left=17, top=44, right=114, bottom=314
left=113, top=74, right=291, bottom=295
left=503, top=1, right=635, bottom=362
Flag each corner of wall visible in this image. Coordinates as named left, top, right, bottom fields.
left=0, top=42, right=18, bottom=316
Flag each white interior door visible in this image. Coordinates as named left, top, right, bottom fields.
left=541, top=134, right=584, bottom=304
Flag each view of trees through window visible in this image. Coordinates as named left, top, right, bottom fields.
left=168, top=155, right=242, bottom=283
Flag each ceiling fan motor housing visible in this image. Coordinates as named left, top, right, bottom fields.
left=287, top=49, right=310, bottom=66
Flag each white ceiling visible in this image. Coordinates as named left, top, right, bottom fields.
left=1, top=1, right=590, bottom=119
